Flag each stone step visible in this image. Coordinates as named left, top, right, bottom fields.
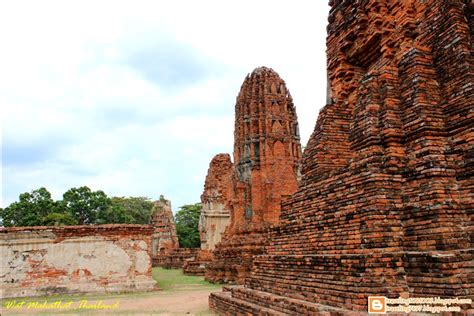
left=209, top=290, right=284, bottom=315
left=210, top=286, right=368, bottom=315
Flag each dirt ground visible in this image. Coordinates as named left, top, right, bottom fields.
left=2, top=289, right=218, bottom=315
left=1, top=268, right=222, bottom=316
left=108, top=288, right=218, bottom=315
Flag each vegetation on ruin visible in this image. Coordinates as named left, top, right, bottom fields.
left=0, top=187, right=155, bottom=227
left=175, top=203, right=201, bottom=248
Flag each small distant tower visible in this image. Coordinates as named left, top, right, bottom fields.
left=149, top=197, right=179, bottom=266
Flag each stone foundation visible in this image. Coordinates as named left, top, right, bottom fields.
left=161, top=248, right=199, bottom=269
left=205, top=224, right=270, bottom=284
left=0, top=225, right=156, bottom=298
left=183, top=250, right=213, bottom=276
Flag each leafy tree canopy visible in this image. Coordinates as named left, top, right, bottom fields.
left=0, top=186, right=156, bottom=227
left=62, top=186, right=111, bottom=225
left=42, top=212, right=78, bottom=226
left=175, top=203, right=201, bottom=248
left=1, top=187, right=60, bottom=227
left=107, top=196, right=154, bottom=224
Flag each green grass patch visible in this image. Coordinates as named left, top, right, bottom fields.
left=153, top=267, right=222, bottom=292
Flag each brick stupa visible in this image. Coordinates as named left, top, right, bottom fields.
left=205, top=67, right=302, bottom=284
left=210, top=0, right=473, bottom=314
left=150, top=196, right=179, bottom=267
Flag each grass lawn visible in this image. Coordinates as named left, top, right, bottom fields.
left=153, top=267, right=222, bottom=292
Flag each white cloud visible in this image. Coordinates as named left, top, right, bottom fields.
left=1, top=0, right=330, bottom=211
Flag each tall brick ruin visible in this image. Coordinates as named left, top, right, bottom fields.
left=199, top=153, right=233, bottom=251
left=210, top=0, right=473, bottom=314
left=183, top=154, right=234, bottom=276
left=150, top=196, right=179, bottom=266
left=205, top=66, right=302, bottom=284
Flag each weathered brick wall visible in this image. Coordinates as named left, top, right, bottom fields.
left=210, top=0, right=473, bottom=314
left=205, top=67, right=302, bottom=284
left=1, top=225, right=156, bottom=298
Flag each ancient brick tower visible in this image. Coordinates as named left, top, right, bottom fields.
left=232, top=66, right=301, bottom=227
left=210, top=0, right=473, bottom=314
left=150, top=196, right=179, bottom=266
left=199, top=153, right=233, bottom=251
left=205, top=66, right=302, bottom=284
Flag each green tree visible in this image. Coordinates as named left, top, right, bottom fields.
left=175, top=203, right=201, bottom=248
left=1, top=187, right=59, bottom=227
left=96, top=204, right=134, bottom=224
left=62, top=186, right=111, bottom=224
left=105, top=196, right=154, bottom=224
left=42, top=212, right=78, bottom=226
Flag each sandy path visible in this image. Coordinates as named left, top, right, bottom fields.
left=1, top=288, right=219, bottom=315
left=103, top=289, right=218, bottom=315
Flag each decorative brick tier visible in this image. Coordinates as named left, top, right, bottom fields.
left=210, top=0, right=473, bottom=314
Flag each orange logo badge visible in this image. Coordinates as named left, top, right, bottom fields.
left=368, top=296, right=386, bottom=313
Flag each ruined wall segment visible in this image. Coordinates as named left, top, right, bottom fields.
left=210, top=0, right=473, bottom=313
left=199, top=154, right=233, bottom=251
left=206, top=66, right=302, bottom=284
left=1, top=225, right=156, bottom=298
left=150, top=196, right=179, bottom=266
left=181, top=154, right=234, bottom=276
left=161, top=248, right=200, bottom=269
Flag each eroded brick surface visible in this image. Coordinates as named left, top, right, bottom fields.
left=210, top=0, right=473, bottom=314
left=185, top=154, right=233, bottom=276
left=1, top=225, right=156, bottom=298
left=161, top=248, right=200, bottom=269
left=199, top=153, right=233, bottom=251
left=205, top=66, right=302, bottom=284
left=183, top=250, right=213, bottom=276
left=150, top=197, right=179, bottom=267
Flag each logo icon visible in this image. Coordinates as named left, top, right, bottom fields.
left=368, top=296, right=386, bottom=314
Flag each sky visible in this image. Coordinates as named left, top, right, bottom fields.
left=1, top=1, right=330, bottom=212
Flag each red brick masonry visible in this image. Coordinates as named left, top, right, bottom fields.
left=209, top=0, right=473, bottom=314
left=150, top=198, right=179, bottom=267
left=205, top=66, right=302, bottom=284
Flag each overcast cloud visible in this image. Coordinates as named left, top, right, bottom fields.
left=1, top=0, right=330, bottom=211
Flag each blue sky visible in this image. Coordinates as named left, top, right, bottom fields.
left=1, top=1, right=330, bottom=212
